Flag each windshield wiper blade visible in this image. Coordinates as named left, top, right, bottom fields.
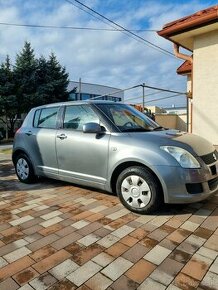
left=122, top=128, right=152, bottom=132
left=152, top=126, right=165, bottom=131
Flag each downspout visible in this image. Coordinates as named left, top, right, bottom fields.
left=173, top=43, right=193, bottom=63
left=173, top=43, right=193, bottom=133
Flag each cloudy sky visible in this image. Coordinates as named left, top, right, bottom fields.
left=0, top=0, right=217, bottom=107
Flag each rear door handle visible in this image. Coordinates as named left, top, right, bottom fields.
left=57, top=134, right=67, bottom=140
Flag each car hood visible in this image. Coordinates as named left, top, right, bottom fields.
left=128, top=129, right=214, bottom=156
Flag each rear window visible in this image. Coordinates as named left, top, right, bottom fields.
left=33, top=107, right=59, bottom=129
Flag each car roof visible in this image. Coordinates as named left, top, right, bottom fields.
left=32, top=100, right=124, bottom=110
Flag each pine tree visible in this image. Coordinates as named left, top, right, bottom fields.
left=45, top=52, right=69, bottom=103
left=14, top=41, right=38, bottom=113
left=0, top=56, right=17, bottom=138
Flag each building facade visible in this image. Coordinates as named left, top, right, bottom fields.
left=68, top=81, right=124, bottom=102
left=158, top=5, right=218, bottom=145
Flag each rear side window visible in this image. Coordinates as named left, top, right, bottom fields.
left=64, top=105, right=99, bottom=130
left=33, top=107, right=59, bottom=129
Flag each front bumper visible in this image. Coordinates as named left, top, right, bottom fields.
left=154, top=159, right=218, bottom=204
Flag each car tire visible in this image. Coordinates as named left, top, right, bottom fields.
left=116, top=166, right=163, bottom=214
left=15, top=153, right=37, bottom=184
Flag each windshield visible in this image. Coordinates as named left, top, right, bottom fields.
left=96, top=103, right=163, bottom=132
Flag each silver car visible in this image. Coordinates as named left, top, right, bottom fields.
left=13, top=101, right=218, bottom=214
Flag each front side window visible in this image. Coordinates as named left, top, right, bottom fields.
left=63, top=105, right=99, bottom=130
left=34, top=107, right=59, bottom=129
left=96, top=104, right=160, bottom=132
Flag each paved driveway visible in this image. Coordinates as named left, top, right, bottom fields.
left=0, top=153, right=218, bottom=290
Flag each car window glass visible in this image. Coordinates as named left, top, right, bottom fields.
left=33, top=109, right=41, bottom=127
left=37, top=107, right=59, bottom=129
left=64, top=105, right=99, bottom=130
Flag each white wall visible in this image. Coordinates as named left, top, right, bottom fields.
left=193, top=30, right=218, bottom=145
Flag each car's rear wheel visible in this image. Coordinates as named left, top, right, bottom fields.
left=116, top=166, right=163, bottom=214
left=15, top=154, right=37, bottom=184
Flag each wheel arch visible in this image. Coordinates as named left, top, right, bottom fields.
left=110, top=161, right=165, bottom=198
left=12, top=149, right=36, bottom=175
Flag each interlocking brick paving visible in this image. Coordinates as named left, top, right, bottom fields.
left=0, top=153, right=218, bottom=289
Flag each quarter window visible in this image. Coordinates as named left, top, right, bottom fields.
left=63, top=105, right=99, bottom=130
left=34, top=107, right=59, bottom=129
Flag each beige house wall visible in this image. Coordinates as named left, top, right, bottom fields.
left=155, top=114, right=186, bottom=131
left=193, top=30, right=218, bottom=145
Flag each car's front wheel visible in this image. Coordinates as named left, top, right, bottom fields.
left=116, top=166, right=163, bottom=214
left=15, top=154, right=37, bottom=184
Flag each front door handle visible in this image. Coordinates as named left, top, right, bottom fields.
left=57, top=134, right=67, bottom=140
left=25, top=131, right=33, bottom=136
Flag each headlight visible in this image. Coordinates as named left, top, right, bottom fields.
left=160, top=146, right=200, bottom=168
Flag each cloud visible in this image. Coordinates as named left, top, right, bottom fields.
left=0, top=0, right=216, bottom=107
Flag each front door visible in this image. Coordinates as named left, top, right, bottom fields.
left=56, top=104, right=110, bottom=185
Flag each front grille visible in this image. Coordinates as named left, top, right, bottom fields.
left=210, top=165, right=217, bottom=176
left=201, top=150, right=218, bottom=165
left=208, top=177, right=218, bottom=191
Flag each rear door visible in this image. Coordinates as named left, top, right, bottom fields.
left=24, top=106, right=60, bottom=177
left=56, top=104, right=110, bottom=185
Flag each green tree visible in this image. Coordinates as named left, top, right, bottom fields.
left=45, top=52, right=69, bottom=103
left=14, top=41, right=38, bottom=113
left=0, top=56, right=17, bottom=138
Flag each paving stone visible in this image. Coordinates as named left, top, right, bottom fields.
left=71, top=220, right=90, bottom=229
left=3, top=246, right=32, bottom=263
left=49, top=258, right=79, bottom=280
left=174, top=273, right=199, bottom=289
left=196, top=246, right=217, bottom=260
left=13, top=266, right=39, bottom=286
left=112, top=225, right=134, bottom=238
left=210, top=257, right=218, bottom=274
left=204, top=234, right=218, bottom=251
left=126, top=259, right=156, bottom=283
left=138, top=277, right=166, bottom=290
left=0, top=278, right=20, bottom=290
left=101, top=257, right=133, bottom=281
left=30, top=272, right=57, bottom=290
left=27, top=234, right=59, bottom=251
left=70, top=244, right=103, bottom=266
left=51, top=232, right=83, bottom=250
left=97, top=234, right=120, bottom=248
left=0, top=257, right=8, bottom=268
left=200, top=271, right=218, bottom=290
left=40, top=216, right=63, bottom=228
left=144, top=245, right=171, bottom=265
left=67, top=260, right=102, bottom=286
left=123, top=243, right=149, bottom=263
left=169, top=249, right=192, bottom=264
left=86, top=272, right=113, bottom=290
left=180, top=221, right=199, bottom=232
left=110, top=275, right=139, bottom=290
left=30, top=245, right=57, bottom=262
left=18, top=285, right=35, bottom=290
left=78, top=233, right=101, bottom=246
left=105, top=242, right=129, bottom=258
left=32, top=249, right=71, bottom=274
left=182, top=254, right=213, bottom=280
left=9, top=215, right=34, bottom=226
left=120, top=235, right=138, bottom=247
left=167, top=229, right=191, bottom=243
left=0, top=256, right=34, bottom=281
left=41, top=210, right=63, bottom=220
left=92, top=252, right=114, bottom=267
left=47, top=279, right=77, bottom=290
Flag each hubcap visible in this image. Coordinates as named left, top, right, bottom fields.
left=121, top=175, right=151, bottom=209
left=16, top=158, right=29, bottom=180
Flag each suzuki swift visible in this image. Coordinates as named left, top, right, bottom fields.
left=13, top=101, right=218, bottom=214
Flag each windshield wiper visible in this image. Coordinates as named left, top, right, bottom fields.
left=122, top=128, right=152, bottom=132
left=152, top=126, right=165, bottom=131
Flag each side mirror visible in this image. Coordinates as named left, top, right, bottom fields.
left=83, top=122, right=102, bottom=134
